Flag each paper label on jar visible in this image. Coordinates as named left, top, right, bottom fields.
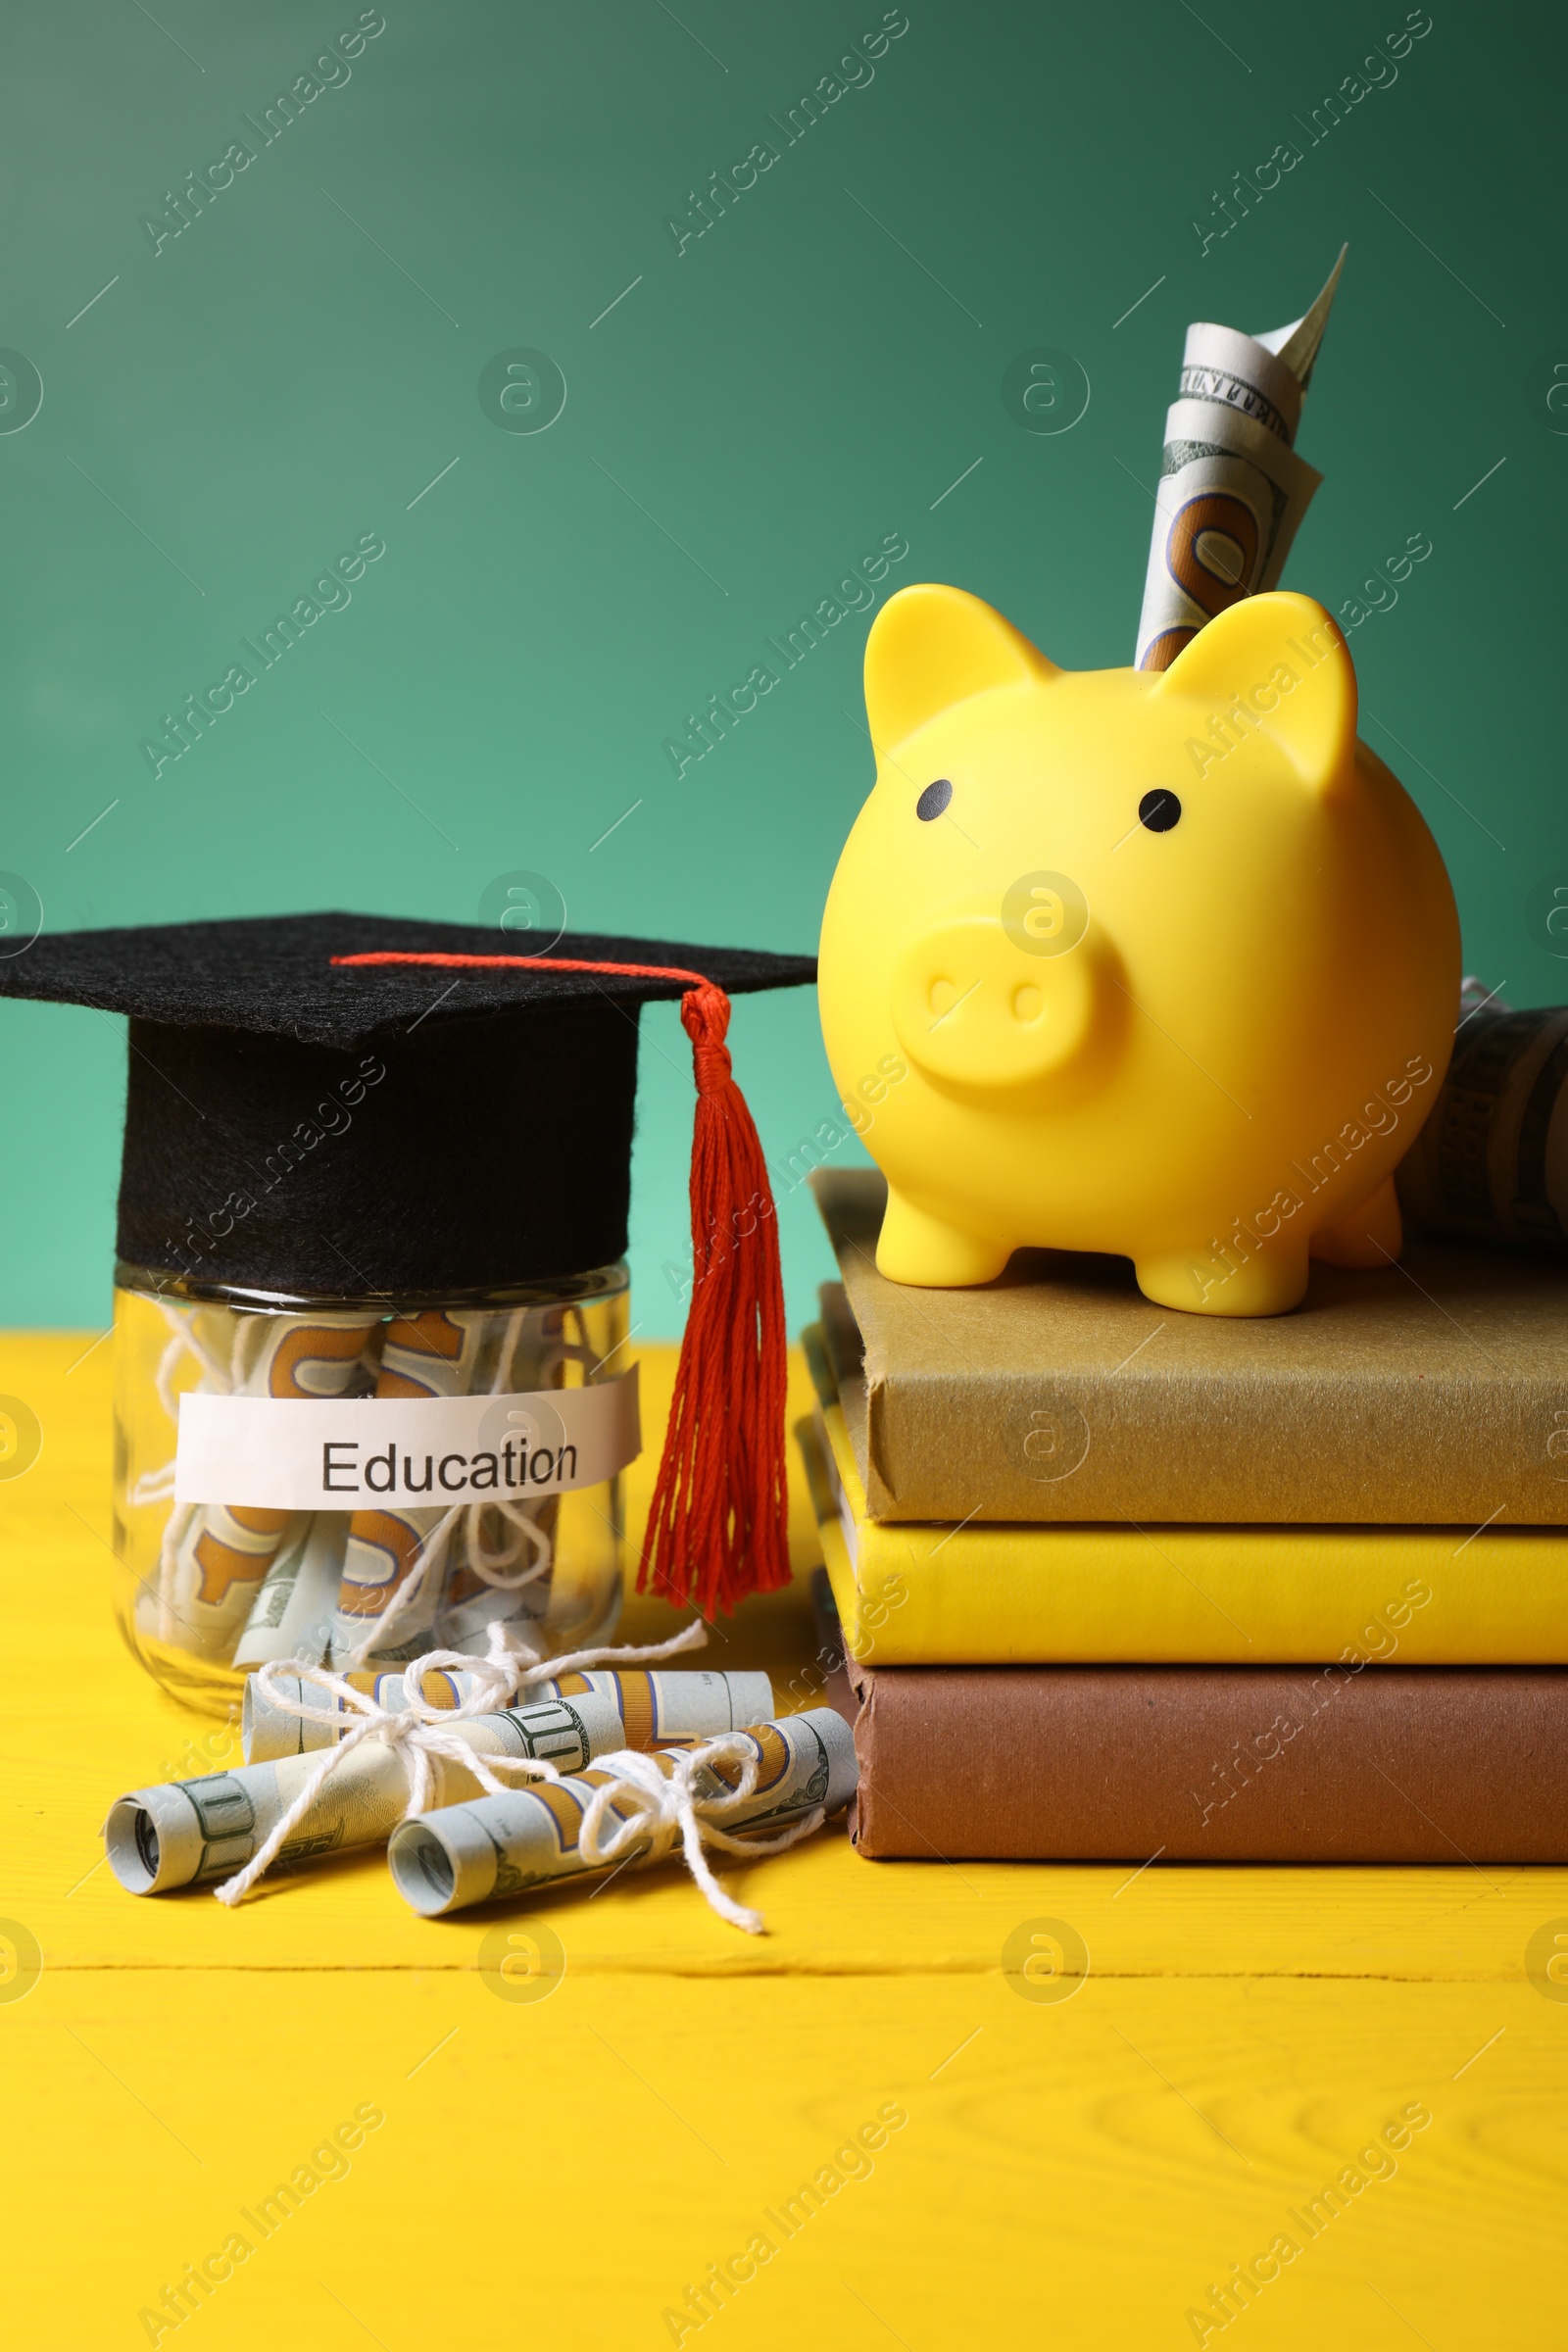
left=173, top=1367, right=641, bottom=1509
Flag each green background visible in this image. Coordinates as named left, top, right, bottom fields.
left=1, top=0, right=1562, bottom=1333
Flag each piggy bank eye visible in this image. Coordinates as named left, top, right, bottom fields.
left=1139, top=788, right=1181, bottom=833
left=916, top=779, right=953, bottom=821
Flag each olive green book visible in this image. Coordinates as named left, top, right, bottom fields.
left=810, top=1167, right=1568, bottom=1526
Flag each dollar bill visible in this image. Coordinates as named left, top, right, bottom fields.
left=106, top=1688, right=636, bottom=1893
left=157, top=1309, right=382, bottom=1663
left=232, top=1511, right=348, bottom=1670
left=327, top=1306, right=587, bottom=1668
left=328, top=1309, right=495, bottom=1667
left=387, top=1706, right=858, bottom=1916
left=245, top=1664, right=775, bottom=1763
left=549, top=1667, right=776, bottom=1748
left=441, top=1304, right=606, bottom=1654
left=1134, top=249, right=1346, bottom=671
left=1396, top=1003, right=1568, bottom=1253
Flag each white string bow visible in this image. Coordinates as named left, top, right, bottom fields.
left=576, top=1735, right=827, bottom=1935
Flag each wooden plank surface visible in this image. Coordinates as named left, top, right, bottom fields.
left=2, top=1332, right=1564, bottom=2348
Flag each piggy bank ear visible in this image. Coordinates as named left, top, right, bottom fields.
left=1153, top=592, right=1356, bottom=788
left=864, top=583, right=1056, bottom=753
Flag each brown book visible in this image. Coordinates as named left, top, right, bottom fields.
left=845, top=1649, right=1568, bottom=1864
left=811, top=1166, right=1568, bottom=1525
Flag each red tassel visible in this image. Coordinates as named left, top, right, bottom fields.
left=331, top=951, right=792, bottom=1616
left=643, top=977, right=791, bottom=1614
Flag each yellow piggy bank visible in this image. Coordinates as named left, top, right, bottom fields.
left=818, top=584, right=1459, bottom=1315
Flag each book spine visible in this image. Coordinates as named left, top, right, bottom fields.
left=864, top=1366, right=1568, bottom=1528
left=812, top=1481, right=1568, bottom=1671
left=852, top=1665, right=1568, bottom=1863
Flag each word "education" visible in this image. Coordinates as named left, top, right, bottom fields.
left=320, top=1437, right=578, bottom=1497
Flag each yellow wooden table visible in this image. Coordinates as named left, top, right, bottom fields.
left=3, top=1334, right=1564, bottom=2349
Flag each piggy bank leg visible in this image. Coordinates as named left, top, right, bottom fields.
left=1309, top=1175, right=1403, bottom=1269
left=1135, top=1238, right=1311, bottom=1317
left=877, top=1187, right=1012, bottom=1287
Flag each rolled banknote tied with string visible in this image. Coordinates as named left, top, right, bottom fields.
left=244, top=1662, right=497, bottom=1761
left=387, top=1706, right=858, bottom=1929
left=1135, top=247, right=1346, bottom=672
left=245, top=1664, right=774, bottom=1763
left=107, top=1679, right=748, bottom=1894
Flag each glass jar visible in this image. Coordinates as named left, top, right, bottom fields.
left=113, top=1262, right=630, bottom=1718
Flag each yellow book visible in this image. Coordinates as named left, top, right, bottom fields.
left=798, top=1327, right=1568, bottom=1667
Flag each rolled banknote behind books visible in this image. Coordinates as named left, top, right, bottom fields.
left=107, top=1688, right=655, bottom=1894
left=1135, top=249, right=1345, bottom=671
left=1396, top=1002, right=1568, bottom=1254
left=245, top=1664, right=775, bottom=1762
left=388, top=1706, right=858, bottom=1916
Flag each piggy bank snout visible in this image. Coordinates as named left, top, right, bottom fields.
left=890, top=914, right=1098, bottom=1090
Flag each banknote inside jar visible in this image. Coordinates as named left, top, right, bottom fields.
left=112, top=1267, right=630, bottom=1717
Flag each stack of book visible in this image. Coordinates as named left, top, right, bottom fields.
left=799, top=1170, right=1568, bottom=1862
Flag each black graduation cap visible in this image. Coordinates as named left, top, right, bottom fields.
left=0, top=910, right=817, bottom=1613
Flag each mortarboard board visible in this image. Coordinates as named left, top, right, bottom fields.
left=0, top=910, right=817, bottom=1614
